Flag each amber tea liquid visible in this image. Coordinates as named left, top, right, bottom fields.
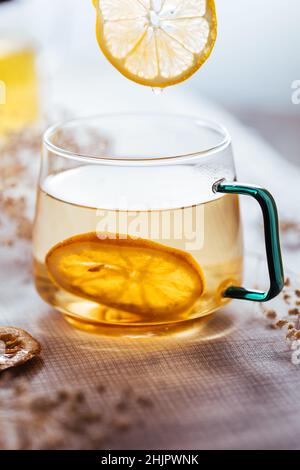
left=33, top=165, right=243, bottom=331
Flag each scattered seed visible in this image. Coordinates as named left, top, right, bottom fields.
left=136, top=396, right=154, bottom=409
left=266, top=310, right=277, bottom=320
left=286, top=329, right=297, bottom=339
left=115, top=399, right=128, bottom=412
left=96, top=384, right=106, bottom=394
left=112, top=416, right=131, bottom=432
left=275, top=320, right=288, bottom=329
left=289, top=308, right=300, bottom=316
left=74, top=391, right=85, bottom=403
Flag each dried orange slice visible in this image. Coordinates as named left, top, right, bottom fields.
left=93, top=0, right=217, bottom=87
left=0, top=327, right=41, bottom=371
left=46, top=233, right=205, bottom=316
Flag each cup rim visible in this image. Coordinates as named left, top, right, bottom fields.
left=43, top=113, right=232, bottom=165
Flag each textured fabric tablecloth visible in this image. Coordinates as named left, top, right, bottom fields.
left=0, top=70, right=300, bottom=449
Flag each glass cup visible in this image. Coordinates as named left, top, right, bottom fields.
left=0, top=31, right=39, bottom=135
left=33, top=114, right=284, bottom=335
left=0, top=0, right=43, bottom=135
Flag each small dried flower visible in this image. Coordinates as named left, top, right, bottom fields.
left=115, top=399, right=128, bottom=412
left=136, top=396, right=154, bottom=409
left=74, top=391, right=85, bottom=403
left=276, top=320, right=288, bottom=329
left=56, top=390, right=70, bottom=402
left=289, top=308, right=300, bottom=316
left=266, top=310, right=277, bottom=320
left=96, top=384, right=106, bottom=394
left=112, top=416, right=131, bottom=432
left=286, top=329, right=297, bottom=339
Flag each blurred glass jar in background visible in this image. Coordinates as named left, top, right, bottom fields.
left=0, top=0, right=40, bottom=135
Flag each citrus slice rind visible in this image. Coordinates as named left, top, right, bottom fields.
left=93, top=0, right=217, bottom=87
left=46, top=233, right=205, bottom=317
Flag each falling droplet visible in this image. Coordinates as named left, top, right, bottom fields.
left=152, top=87, right=164, bottom=96
left=151, top=0, right=162, bottom=13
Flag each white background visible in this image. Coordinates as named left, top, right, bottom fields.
left=1, top=0, right=300, bottom=113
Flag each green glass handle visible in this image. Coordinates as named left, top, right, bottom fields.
left=215, top=180, right=284, bottom=302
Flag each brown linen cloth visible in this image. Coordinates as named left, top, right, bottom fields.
left=0, top=249, right=299, bottom=449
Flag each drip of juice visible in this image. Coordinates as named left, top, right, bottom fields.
left=0, top=38, right=39, bottom=135
left=33, top=165, right=243, bottom=331
left=152, top=87, right=164, bottom=96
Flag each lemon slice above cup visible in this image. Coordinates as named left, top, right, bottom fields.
left=93, top=0, right=217, bottom=87
left=46, top=233, right=205, bottom=316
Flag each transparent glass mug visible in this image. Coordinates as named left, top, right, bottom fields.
left=33, top=114, right=284, bottom=334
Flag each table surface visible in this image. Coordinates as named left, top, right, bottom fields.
left=1, top=77, right=300, bottom=450
left=1, top=254, right=300, bottom=450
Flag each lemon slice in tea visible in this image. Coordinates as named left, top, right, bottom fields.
left=46, top=233, right=205, bottom=316
left=93, top=0, right=217, bottom=87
